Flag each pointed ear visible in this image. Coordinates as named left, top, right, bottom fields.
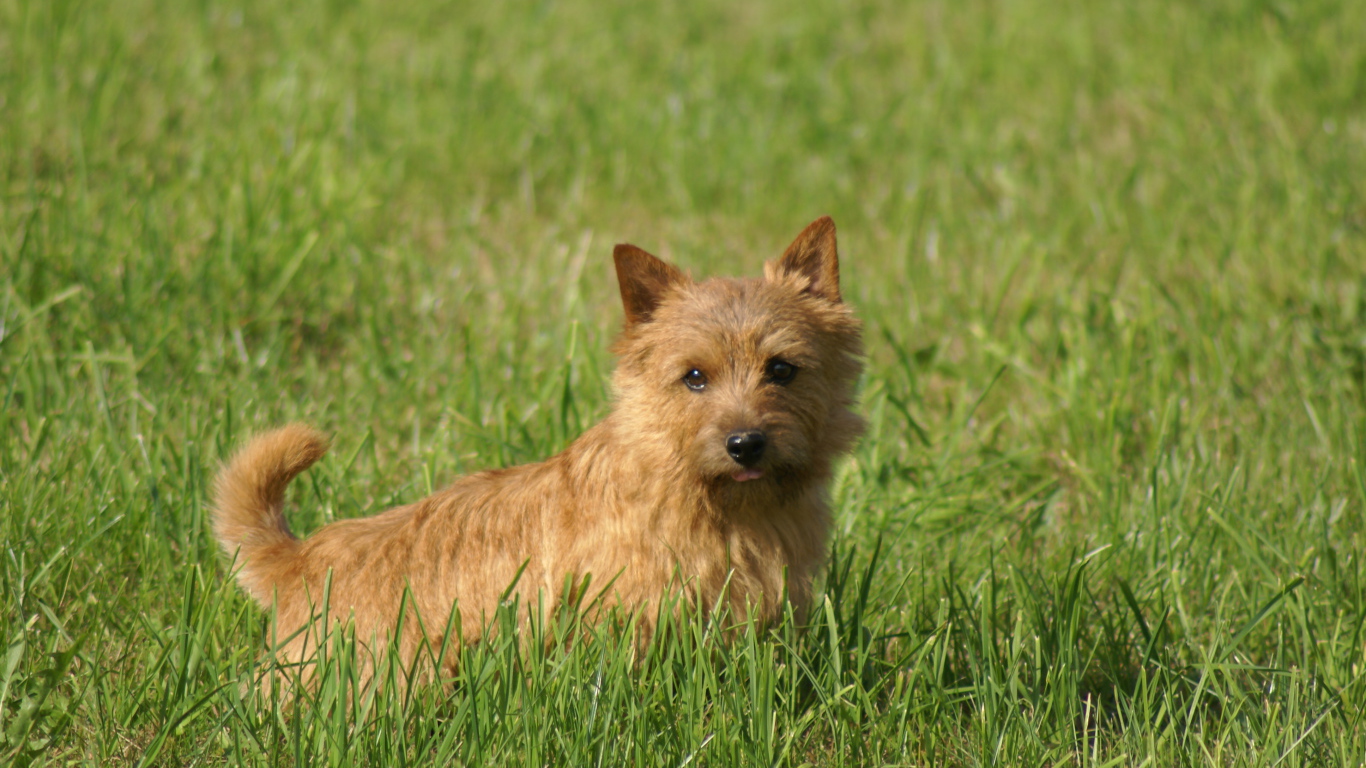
left=613, top=244, right=688, bottom=326
left=770, top=215, right=841, bottom=302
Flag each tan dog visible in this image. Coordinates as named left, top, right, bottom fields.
left=213, top=216, right=864, bottom=680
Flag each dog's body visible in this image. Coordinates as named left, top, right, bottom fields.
left=213, top=216, right=863, bottom=678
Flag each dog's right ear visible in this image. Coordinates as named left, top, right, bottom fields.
left=614, top=244, right=688, bottom=326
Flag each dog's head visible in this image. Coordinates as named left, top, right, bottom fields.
left=610, top=216, right=864, bottom=495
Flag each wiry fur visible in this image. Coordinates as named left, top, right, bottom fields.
left=212, top=216, right=864, bottom=683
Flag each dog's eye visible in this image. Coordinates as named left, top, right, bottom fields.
left=766, top=359, right=798, bottom=385
left=682, top=369, right=708, bottom=391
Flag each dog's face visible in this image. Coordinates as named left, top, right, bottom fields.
left=610, top=217, right=864, bottom=493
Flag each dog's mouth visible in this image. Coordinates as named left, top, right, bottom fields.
left=731, top=468, right=765, bottom=482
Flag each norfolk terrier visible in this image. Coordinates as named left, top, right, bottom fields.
left=213, top=216, right=864, bottom=680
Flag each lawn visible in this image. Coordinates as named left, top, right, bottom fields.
left=3, top=0, right=1366, bottom=764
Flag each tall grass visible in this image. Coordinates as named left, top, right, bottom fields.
left=3, top=0, right=1365, bottom=764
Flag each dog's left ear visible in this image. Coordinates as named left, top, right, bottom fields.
left=614, top=244, right=689, bottom=326
left=770, top=215, right=841, bottom=302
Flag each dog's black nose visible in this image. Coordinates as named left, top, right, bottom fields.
left=726, top=431, right=767, bottom=467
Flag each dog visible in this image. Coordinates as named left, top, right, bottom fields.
left=213, top=216, right=864, bottom=682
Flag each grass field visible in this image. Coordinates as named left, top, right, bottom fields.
left=4, top=0, right=1366, bottom=764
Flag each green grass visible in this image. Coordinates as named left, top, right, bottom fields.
left=3, top=0, right=1366, bottom=764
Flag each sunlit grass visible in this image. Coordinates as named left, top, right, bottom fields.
left=3, top=0, right=1365, bottom=764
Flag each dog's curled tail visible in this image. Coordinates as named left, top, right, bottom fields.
left=212, top=424, right=329, bottom=602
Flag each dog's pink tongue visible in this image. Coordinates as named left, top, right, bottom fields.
left=732, top=469, right=764, bottom=482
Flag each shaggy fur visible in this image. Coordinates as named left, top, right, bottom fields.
left=213, top=216, right=864, bottom=680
